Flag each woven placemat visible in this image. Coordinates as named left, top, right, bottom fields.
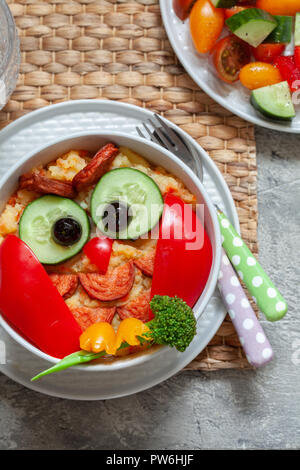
left=2, top=0, right=257, bottom=370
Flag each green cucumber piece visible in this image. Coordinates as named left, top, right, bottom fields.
left=251, top=81, right=296, bottom=121
left=226, top=8, right=278, bottom=48
left=19, top=195, right=90, bottom=264
left=264, top=16, right=292, bottom=44
left=295, top=12, right=300, bottom=47
left=91, top=168, right=163, bottom=240
left=211, top=0, right=236, bottom=7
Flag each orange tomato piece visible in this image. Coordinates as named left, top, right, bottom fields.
left=190, top=0, right=224, bottom=54
left=256, top=0, right=300, bottom=16
left=239, top=62, right=282, bottom=90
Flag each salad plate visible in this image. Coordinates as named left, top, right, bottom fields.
left=160, top=0, right=300, bottom=133
left=0, top=100, right=239, bottom=400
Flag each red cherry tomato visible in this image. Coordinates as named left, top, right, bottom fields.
left=173, top=0, right=196, bottom=21
left=212, top=35, right=251, bottom=84
left=83, top=237, right=113, bottom=274
left=224, top=6, right=253, bottom=19
left=252, top=44, right=285, bottom=64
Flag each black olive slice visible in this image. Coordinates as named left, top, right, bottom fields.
left=52, top=217, right=82, bottom=246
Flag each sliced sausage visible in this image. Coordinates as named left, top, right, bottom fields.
left=20, top=173, right=76, bottom=198
left=133, top=250, right=156, bottom=277
left=78, top=260, right=135, bottom=301
left=49, top=274, right=78, bottom=299
left=72, top=143, right=119, bottom=191
left=117, top=290, right=151, bottom=323
left=71, top=306, right=116, bottom=331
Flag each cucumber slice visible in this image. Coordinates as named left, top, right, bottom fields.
left=264, top=16, right=293, bottom=44
left=91, top=168, right=164, bottom=240
left=211, top=0, right=236, bottom=7
left=295, top=12, right=300, bottom=47
left=19, top=195, right=90, bottom=264
left=226, top=8, right=278, bottom=48
left=251, top=81, right=296, bottom=121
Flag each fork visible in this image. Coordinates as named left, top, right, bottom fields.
left=137, top=114, right=275, bottom=367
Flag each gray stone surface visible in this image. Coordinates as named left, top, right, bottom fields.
left=0, top=127, right=299, bottom=450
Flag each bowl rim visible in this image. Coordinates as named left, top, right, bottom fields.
left=0, top=130, right=221, bottom=372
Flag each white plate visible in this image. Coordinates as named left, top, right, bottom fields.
left=0, top=100, right=239, bottom=400
left=160, top=0, right=300, bottom=134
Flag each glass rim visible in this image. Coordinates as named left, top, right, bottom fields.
left=0, top=0, right=18, bottom=76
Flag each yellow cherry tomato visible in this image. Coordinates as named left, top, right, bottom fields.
left=115, top=318, right=151, bottom=351
left=239, top=62, right=282, bottom=90
left=80, top=322, right=116, bottom=355
left=190, top=0, right=224, bottom=54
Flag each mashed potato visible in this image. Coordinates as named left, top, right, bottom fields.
left=0, top=189, right=37, bottom=238
left=48, top=150, right=89, bottom=181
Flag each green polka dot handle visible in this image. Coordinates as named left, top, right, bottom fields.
left=217, top=209, right=288, bottom=322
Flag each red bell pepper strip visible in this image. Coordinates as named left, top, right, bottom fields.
left=0, top=235, right=82, bottom=359
left=150, top=194, right=213, bottom=316
left=294, top=46, right=300, bottom=72
left=83, top=237, right=113, bottom=274
left=273, top=55, right=300, bottom=93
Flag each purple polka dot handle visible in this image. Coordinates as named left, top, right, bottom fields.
left=218, top=248, right=273, bottom=367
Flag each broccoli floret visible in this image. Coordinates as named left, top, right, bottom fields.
left=147, top=295, right=197, bottom=352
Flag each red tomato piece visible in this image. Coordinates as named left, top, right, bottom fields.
left=212, top=35, right=251, bottom=84
left=150, top=194, right=213, bottom=314
left=173, top=0, right=195, bottom=21
left=295, top=46, right=300, bottom=72
left=0, top=235, right=81, bottom=358
left=253, top=44, right=285, bottom=64
left=83, top=237, right=113, bottom=274
left=239, top=62, right=282, bottom=90
left=274, top=55, right=300, bottom=93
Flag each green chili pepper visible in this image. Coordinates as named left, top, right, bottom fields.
left=31, top=341, right=132, bottom=382
left=31, top=350, right=105, bottom=381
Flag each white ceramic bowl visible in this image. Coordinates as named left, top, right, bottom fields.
left=0, top=131, right=221, bottom=371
